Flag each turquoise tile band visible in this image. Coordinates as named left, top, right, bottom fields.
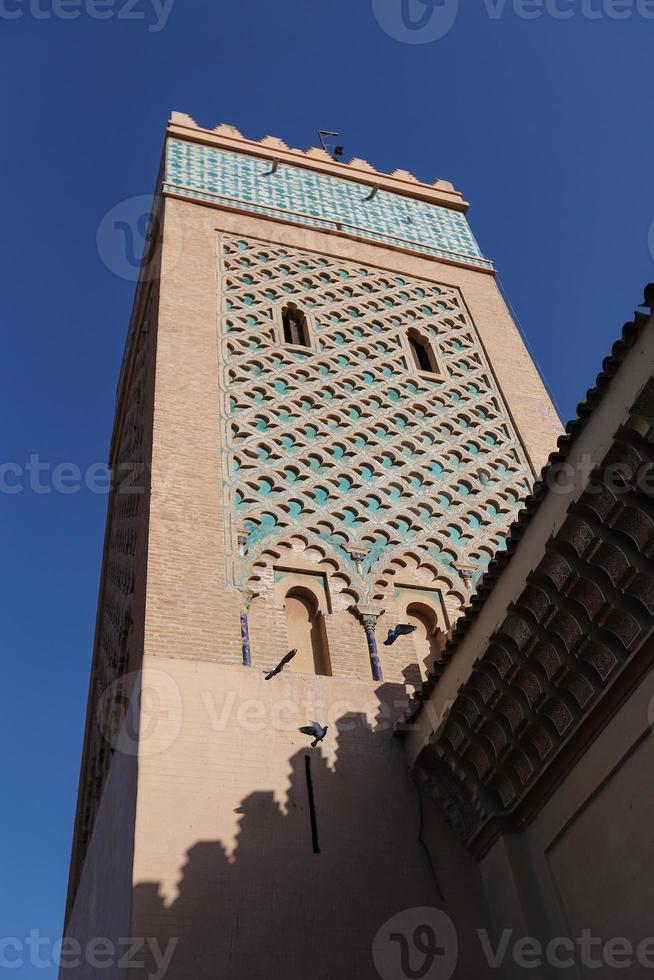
left=164, top=138, right=493, bottom=271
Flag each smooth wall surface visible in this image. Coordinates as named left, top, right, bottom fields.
left=129, top=656, right=495, bottom=979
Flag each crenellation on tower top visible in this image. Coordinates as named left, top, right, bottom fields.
left=167, top=110, right=469, bottom=212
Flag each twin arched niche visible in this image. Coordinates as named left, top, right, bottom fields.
left=284, top=587, right=332, bottom=676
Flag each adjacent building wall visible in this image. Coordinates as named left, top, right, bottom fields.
left=479, top=668, right=654, bottom=980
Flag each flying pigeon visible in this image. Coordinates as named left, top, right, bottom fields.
left=299, top=721, right=329, bottom=747
left=264, top=648, right=297, bottom=680
left=383, top=623, right=417, bottom=646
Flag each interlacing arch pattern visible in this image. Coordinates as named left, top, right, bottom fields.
left=217, top=234, right=532, bottom=604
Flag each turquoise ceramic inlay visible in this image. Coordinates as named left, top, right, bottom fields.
left=396, top=518, right=415, bottom=537
left=165, top=138, right=493, bottom=270
left=218, top=233, right=533, bottom=591
left=243, top=512, right=278, bottom=548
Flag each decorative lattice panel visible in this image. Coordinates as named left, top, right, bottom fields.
left=165, top=138, right=493, bottom=270
left=217, top=235, right=531, bottom=606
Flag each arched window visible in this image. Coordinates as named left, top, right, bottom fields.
left=284, top=588, right=331, bottom=676
left=406, top=602, right=445, bottom=672
left=408, top=330, right=438, bottom=375
left=281, top=303, right=310, bottom=347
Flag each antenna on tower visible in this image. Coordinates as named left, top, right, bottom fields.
left=318, top=130, right=344, bottom=161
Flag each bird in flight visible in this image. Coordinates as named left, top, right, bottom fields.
left=383, top=623, right=417, bottom=646
left=264, top=648, right=297, bottom=680
left=299, top=721, right=329, bottom=747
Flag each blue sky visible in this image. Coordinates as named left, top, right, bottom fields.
left=1, top=0, right=653, bottom=974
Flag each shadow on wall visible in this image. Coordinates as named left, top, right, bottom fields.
left=132, top=679, right=494, bottom=980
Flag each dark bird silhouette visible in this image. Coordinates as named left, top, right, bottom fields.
left=264, top=648, right=297, bottom=680
left=383, top=623, right=417, bottom=646
left=299, top=721, right=328, bottom=747
left=640, top=284, right=654, bottom=311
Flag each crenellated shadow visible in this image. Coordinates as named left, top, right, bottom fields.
left=131, top=682, right=494, bottom=980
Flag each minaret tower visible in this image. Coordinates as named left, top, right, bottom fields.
left=62, top=113, right=560, bottom=979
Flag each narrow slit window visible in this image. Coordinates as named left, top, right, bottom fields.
left=408, top=330, right=439, bottom=375
left=282, top=303, right=310, bottom=347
